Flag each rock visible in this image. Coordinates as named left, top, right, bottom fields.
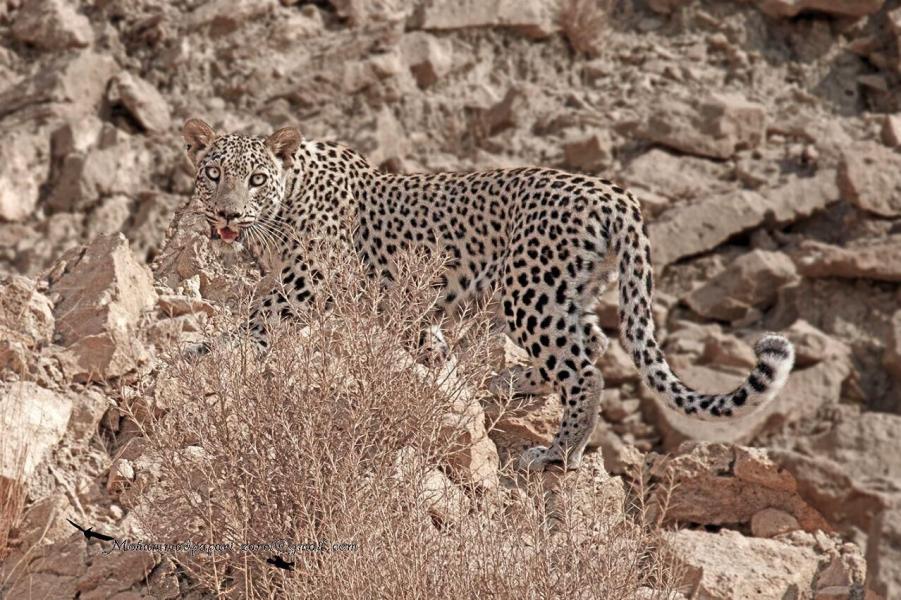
left=562, top=131, right=612, bottom=172
left=476, top=86, right=526, bottom=137
left=411, top=0, right=560, bottom=39
left=109, top=72, right=172, bottom=134
left=187, top=0, right=275, bottom=35
left=768, top=450, right=887, bottom=532
left=837, top=141, right=901, bottom=217
left=157, top=294, right=216, bottom=318
left=599, top=339, right=638, bottom=384
left=0, top=51, right=118, bottom=120
left=701, top=328, right=758, bottom=370
left=649, top=443, right=830, bottom=532
left=0, top=382, right=73, bottom=481
left=107, top=458, right=136, bottom=494
left=752, top=508, right=801, bottom=538
left=648, top=0, right=691, bottom=13
left=420, top=361, right=499, bottom=489
left=46, top=136, right=155, bottom=213
left=685, top=250, right=798, bottom=322
left=11, top=0, right=93, bottom=50
left=867, top=502, right=901, bottom=599
left=881, top=114, right=901, bottom=147
left=649, top=170, right=838, bottom=266
left=400, top=32, right=453, bottom=88
left=792, top=239, right=901, bottom=282
left=0, top=274, right=54, bottom=349
left=49, top=234, right=157, bottom=382
left=885, top=310, right=901, bottom=381
left=362, top=108, right=412, bottom=172
left=803, top=412, right=901, bottom=486
left=0, top=274, right=54, bottom=371
left=667, top=529, right=816, bottom=599
left=395, top=448, right=470, bottom=525
left=0, top=126, right=49, bottom=222
left=785, top=319, right=852, bottom=369
left=85, top=194, right=131, bottom=239
left=620, top=149, right=730, bottom=202
left=645, top=358, right=849, bottom=450
left=752, top=0, right=884, bottom=18
left=635, top=93, right=766, bottom=160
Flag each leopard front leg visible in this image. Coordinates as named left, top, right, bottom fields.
left=184, top=261, right=316, bottom=358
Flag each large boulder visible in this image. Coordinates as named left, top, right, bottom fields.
left=108, top=72, right=172, bottom=134
left=838, top=142, right=901, bottom=217
left=0, top=382, right=72, bottom=482
left=649, top=443, right=830, bottom=532
left=685, top=250, right=798, bottom=322
left=11, top=0, right=93, bottom=50
left=635, top=94, right=766, bottom=160
left=649, top=170, right=838, bottom=266
left=410, top=0, right=560, bottom=39
left=0, top=126, right=50, bottom=222
left=0, top=275, right=54, bottom=370
left=792, top=238, right=901, bottom=283
left=665, top=528, right=867, bottom=600
left=48, top=234, right=157, bottom=381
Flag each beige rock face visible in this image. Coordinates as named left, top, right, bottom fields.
left=838, top=142, right=901, bottom=217
left=411, top=0, right=560, bottom=38
left=0, top=274, right=55, bottom=371
left=867, top=502, right=901, bottom=600
left=751, top=508, right=800, bottom=538
left=11, top=0, right=93, bottom=50
left=886, top=310, right=901, bottom=381
left=49, top=234, right=157, bottom=381
left=685, top=250, right=798, bottom=322
left=400, top=32, right=453, bottom=88
left=0, top=382, right=72, bottom=481
left=667, top=528, right=866, bottom=600
left=0, top=127, right=49, bottom=222
left=785, top=319, right=852, bottom=369
left=109, top=72, right=172, bottom=134
left=0, top=51, right=118, bottom=119
left=562, top=132, right=612, bottom=172
left=635, top=93, right=766, bottom=160
left=650, top=443, right=830, bottom=532
left=420, top=361, right=500, bottom=489
left=649, top=170, right=838, bottom=266
left=792, top=239, right=901, bottom=282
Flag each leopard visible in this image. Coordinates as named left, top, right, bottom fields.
left=181, top=117, right=796, bottom=472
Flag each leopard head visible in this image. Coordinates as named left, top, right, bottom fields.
left=182, top=118, right=302, bottom=244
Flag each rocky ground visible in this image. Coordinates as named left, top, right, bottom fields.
left=1, top=0, right=900, bottom=598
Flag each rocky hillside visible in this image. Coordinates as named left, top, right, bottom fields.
left=1, top=0, right=899, bottom=598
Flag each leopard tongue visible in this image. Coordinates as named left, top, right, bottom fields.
left=218, top=227, right=240, bottom=242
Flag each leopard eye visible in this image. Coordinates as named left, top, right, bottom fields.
left=249, top=173, right=268, bottom=187
left=205, top=166, right=220, bottom=181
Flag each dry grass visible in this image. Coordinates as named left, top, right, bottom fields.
left=560, top=0, right=614, bottom=58
left=0, top=398, right=28, bottom=562
left=130, top=247, right=681, bottom=598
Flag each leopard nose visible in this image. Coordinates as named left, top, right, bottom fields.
left=217, top=210, right=241, bottom=222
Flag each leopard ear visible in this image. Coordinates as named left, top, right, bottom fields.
left=265, top=127, right=302, bottom=169
left=182, top=118, right=217, bottom=168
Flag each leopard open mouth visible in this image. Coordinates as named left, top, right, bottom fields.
left=210, top=225, right=242, bottom=243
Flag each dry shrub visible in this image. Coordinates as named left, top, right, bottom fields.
left=133, top=246, right=681, bottom=598
left=560, top=0, right=613, bottom=58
